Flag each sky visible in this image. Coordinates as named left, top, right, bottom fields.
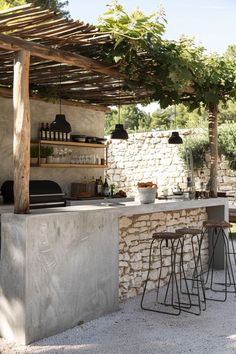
left=67, top=0, right=236, bottom=54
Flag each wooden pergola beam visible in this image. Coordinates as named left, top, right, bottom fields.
left=0, top=33, right=123, bottom=79
left=13, top=50, right=31, bottom=214
left=0, top=87, right=109, bottom=112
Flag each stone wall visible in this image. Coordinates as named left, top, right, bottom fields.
left=0, top=97, right=105, bottom=195
left=107, top=131, right=236, bottom=200
left=119, top=208, right=208, bottom=300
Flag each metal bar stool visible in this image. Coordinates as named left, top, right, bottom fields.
left=141, top=231, right=192, bottom=316
left=176, top=228, right=206, bottom=314
left=228, top=228, right=236, bottom=265
left=201, top=220, right=236, bottom=301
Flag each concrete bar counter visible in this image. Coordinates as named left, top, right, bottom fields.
left=0, top=198, right=228, bottom=344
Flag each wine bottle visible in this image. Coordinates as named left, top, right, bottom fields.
left=97, top=176, right=103, bottom=196
left=103, top=177, right=109, bottom=197
left=45, top=123, right=50, bottom=140
left=40, top=123, right=46, bottom=140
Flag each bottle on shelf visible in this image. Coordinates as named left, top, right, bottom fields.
left=53, top=131, right=59, bottom=141
left=96, top=176, right=103, bottom=196
left=103, top=177, right=110, bottom=197
left=45, top=123, right=51, bottom=140
left=40, top=123, right=46, bottom=140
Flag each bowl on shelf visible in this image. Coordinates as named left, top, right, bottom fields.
left=71, top=134, right=87, bottom=143
left=96, top=137, right=107, bottom=144
left=86, top=136, right=97, bottom=143
left=173, top=191, right=183, bottom=196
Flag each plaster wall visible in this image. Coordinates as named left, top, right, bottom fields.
left=0, top=97, right=105, bottom=195
left=0, top=210, right=119, bottom=344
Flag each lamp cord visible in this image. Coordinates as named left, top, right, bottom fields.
left=174, top=104, right=176, bottom=129
left=118, top=78, right=121, bottom=124
left=59, top=64, right=62, bottom=115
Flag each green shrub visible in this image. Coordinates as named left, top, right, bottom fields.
left=218, top=122, right=236, bottom=170
left=178, top=131, right=210, bottom=169
left=178, top=123, right=236, bottom=170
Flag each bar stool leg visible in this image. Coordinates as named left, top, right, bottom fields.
left=202, top=222, right=236, bottom=302
left=141, top=233, right=187, bottom=316
left=228, top=228, right=236, bottom=265
left=180, top=234, right=205, bottom=314
left=141, top=238, right=155, bottom=310
left=175, top=228, right=206, bottom=314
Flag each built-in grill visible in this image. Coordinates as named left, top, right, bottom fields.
left=1, top=180, right=66, bottom=209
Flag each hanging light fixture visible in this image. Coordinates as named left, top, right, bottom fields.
left=168, top=104, right=183, bottom=144
left=110, top=80, right=128, bottom=140
left=50, top=64, right=71, bottom=133
left=168, top=131, right=183, bottom=144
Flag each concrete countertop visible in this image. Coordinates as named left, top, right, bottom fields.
left=0, top=204, right=14, bottom=213
left=1, top=197, right=227, bottom=219
left=0, top=198, right=228, bottom=222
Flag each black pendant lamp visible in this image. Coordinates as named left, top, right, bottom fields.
left=111, top=123, right=129, bottom=140
left=110, top=82, right=128, bottom=140
left=168, top=131, right=183, bottom=144
left=50, top=65, right=71, bottom=133
left=168, top=105, right=182, bottom=144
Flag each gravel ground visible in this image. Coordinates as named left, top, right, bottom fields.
left=1, top=272, right=236, bottom=354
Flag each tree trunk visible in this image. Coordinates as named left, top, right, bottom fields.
left=13, top=50, right=31, bottom=214
left=208, top=103, right=218, bottom=198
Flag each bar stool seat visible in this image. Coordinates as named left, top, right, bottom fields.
left=141, top=231, right=194, bottom=316
left=176, top=228, right=202, bottom=235
left=153, top=232, right=183, bottom=239
left=203, top=220, right=232, bottom=228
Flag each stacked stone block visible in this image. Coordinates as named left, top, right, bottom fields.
left=107, top=131, right=236, bottom=201
left=119, top=208, right=208, bottom=300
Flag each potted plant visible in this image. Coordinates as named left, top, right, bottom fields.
left=30, top=145, right=54, bottom=165
left=41, top=146, right=53, bottom=164
left=30, top=145, right=39, bottom=165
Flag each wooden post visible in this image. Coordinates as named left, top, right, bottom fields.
left=13, top=50, right=31, bottom=214
left=208, top=103, right=218, bottom=198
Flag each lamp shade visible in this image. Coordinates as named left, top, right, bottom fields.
left=110, top=124, right=128, bottom=140
left=50, top=114, right=71, bottom=132
left=168, top=131, right=183, bottom=144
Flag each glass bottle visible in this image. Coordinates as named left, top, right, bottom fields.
left=45, top=123, right=50, bottom=140
left=103, top=177, right=110, bottom=197
left=40, top=123, right=46, bottom=140
left=97, top=176, right=103, bottom=196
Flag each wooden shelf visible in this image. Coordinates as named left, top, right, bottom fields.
left=38, top=163, right=108, bottom=168
left=31, top=139, right=108, bottom=168
left=35, top=140, right=107, bottom=148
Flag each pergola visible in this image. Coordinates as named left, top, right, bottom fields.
left=0, top=3, right=222, bottom=215
left=0, top=4, right=153, bottom=214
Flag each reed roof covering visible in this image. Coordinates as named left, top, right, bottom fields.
left=0, top=3, right=151, bottom=108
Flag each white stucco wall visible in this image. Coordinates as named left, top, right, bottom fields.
left=0, top=97, right=105, bottom=195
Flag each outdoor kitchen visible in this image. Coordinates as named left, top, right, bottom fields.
left=0, top=3, right=235, bottom=349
